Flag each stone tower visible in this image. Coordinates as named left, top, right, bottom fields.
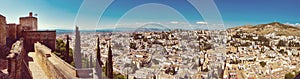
left=0, top=14, right=6, bottom=46
left=6, top=23, right=17, bottom=41
left=19, top=12, right=38, bottom=31
left=74, top=26, right=82, bottom=68
left=96, top=37, right=103, bottom=78
left=106, top=42, right=113, bottom=79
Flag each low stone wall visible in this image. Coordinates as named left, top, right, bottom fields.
left=34, top=42, right=77, bottom=79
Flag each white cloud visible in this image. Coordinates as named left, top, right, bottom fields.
left=284, top=22, right=300, bottom=27
left=170, top=21, right=179, bottom=24
left=39, top=24, right=60, bottom=29
left=196, top=21, right=208, bottom=25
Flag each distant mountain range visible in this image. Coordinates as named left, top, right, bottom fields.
left=54, top=27, right=173, bottom=34
left=228, top=22, right=300, bottom=36
left=53, top=22, right=300, bottom=36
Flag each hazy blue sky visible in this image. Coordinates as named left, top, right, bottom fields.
left=0, top=0, right=299, bottom=30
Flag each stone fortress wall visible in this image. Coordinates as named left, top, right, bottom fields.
left=0, top=14, right=6, bottom=46
left=1, top=12, right=60, bottom=79
left=6, top=23, right=17, bottom=40
left=23, top=31, right=56, bottom=52
left=2, top=12, right=93, bottom=79
left=7, top=40, right=32, bottom=79
left=0, top=12, right=56, bottom=53
left=0, top=12, right=41, bottom=46
left=34, top=42, right=78, bottom=79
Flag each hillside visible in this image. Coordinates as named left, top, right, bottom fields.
left=228, top=22, right=300, bottom=36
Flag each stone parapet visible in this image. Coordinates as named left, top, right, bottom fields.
left=34, top=42, right=79, bottom=79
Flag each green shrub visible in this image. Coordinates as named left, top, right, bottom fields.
left=285, top=72, right=295, bottom=79
left=259, top=61, right=266, bottom=67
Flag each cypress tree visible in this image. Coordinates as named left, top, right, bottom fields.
left=106, top=42, right=113, bottom=79
left=96, top=37, right=103, bottom=78
left=65, top=35, right=71, bottom=63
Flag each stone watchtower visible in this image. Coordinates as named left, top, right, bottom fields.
left=0, top=14, right=6, bottom=46
left=19, top=12, right=37, bottom=31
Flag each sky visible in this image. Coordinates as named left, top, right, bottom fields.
left=0, top=0, right=300, bottom=30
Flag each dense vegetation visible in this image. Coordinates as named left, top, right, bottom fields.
left=53, top=39, right=75, bottom=67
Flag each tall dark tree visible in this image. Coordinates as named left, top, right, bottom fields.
left=198, top=58, right=202, bottom=67
left=201, top=53, right=206, bottom=71
left=96, top=37, right=103, bottom=78
left=97, top=37, right=103, bottom=66
left=64, top=35, right=72, bottom=63
left=153, top=74, right=156, bottom=79
left=106, top=42, right=113, bottom=79
left=126, top=72, right=129, bottom=79
left=89, top=54, right=93, bottom=68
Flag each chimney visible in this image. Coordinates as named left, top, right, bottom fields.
left=29, top=12, right=33, bottom=17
